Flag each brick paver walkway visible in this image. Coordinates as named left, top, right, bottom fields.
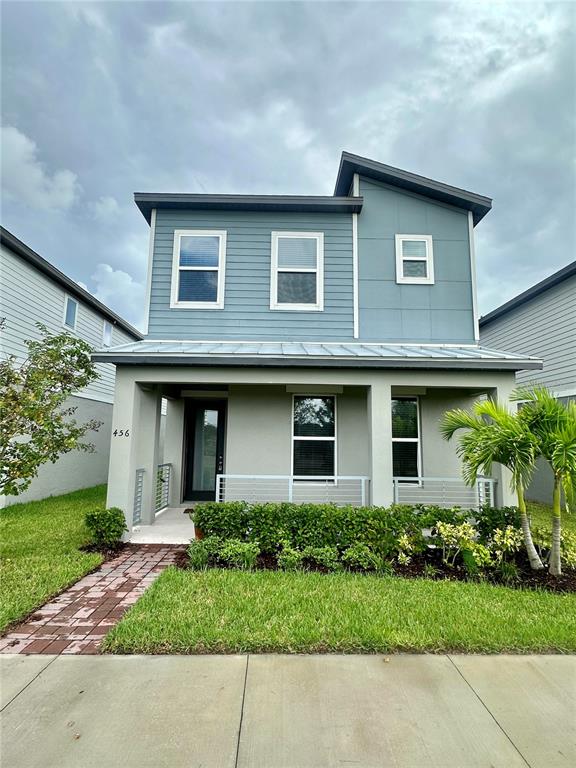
left=0, top=544, right=184, bottom=655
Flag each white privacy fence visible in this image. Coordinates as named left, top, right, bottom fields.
left=216, top=475, right=369, bottom=506
left=393, top=477, right=496, bottom=511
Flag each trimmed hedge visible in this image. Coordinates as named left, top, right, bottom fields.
left=192, top=501, right=491, bottom=558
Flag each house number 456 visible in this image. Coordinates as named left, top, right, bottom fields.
left=113, top=429, right=130, bottom=437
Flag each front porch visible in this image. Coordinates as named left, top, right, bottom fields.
left=104, top=365, right=517, bottom=542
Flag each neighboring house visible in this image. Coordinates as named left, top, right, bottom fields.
left=93, top=152, right=541, bottom=537
left=0, top=227, right=142, bottom=507
left=479, top=261, right=576, bottom=503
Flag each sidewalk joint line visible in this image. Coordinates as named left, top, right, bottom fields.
left=446, top=655, right=532, bottom=768
left=0, top=655, right=59, bottom=713
left=234, top=654, right=250, bottom=768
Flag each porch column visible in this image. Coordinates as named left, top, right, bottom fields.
left=163, top=398, right=185, bottom=506
left=134, top=386, right=162, bottom=525
left=368, top=380, right=394, bottom=506
left=105, top=369, right=142, bottom=534
left=490, top=377, right=518, bottom=507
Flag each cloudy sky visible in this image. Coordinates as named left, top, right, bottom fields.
left=2, top=1, right=575, bottom=330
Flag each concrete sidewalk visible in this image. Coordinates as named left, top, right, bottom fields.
left=1, top=654, right=574, bottom=768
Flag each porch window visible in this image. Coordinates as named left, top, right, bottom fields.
left=271, top=232, right=324, bottom=310
left=395, top=235, right=434, bottom=284
left=170, top=229, right=227, bottom=309
left=292, top=395, right=335, bottom=477
left=392, top=397, right=420, bottom=481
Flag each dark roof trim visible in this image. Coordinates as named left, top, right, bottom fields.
left=334, top=152, right=492, bottom=225
left=134, top=194, right=363, bottom=223
left=479, top=261, right=576, bottom=327
left=0, top=227, right=143, bottom=340
left=91, top=353, right=542, bottom=372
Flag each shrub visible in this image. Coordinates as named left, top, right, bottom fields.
left=533, top=527, right=576, bottom=569
left=303, top=546, right=341, bottom=571
left=85, top=507, right=127, bottom=548
left=277, top=543, right=304, bottom=571
left=475, top=505, right=521, bottom=541
left=433, top=521, right=477, bottom=567
left=489, top=526, right=523, bottom=566
left=187, top=538, right=213, bottom=570
left=218, top=539, right=260, bottom=570
left=341, top=543, right=383, bottom=572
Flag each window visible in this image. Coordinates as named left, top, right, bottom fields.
left=271, top=232, right=324, bottom=310
left=395, top=235, right=434, bottom=284
left=392, top=397, right=420, bottom=481
left=170, top=229, right=226, bottom=308
left=102, top=321, right=112, bottom=347
left=292, top=395, right=335, bottom=478
left=63, top=296, right=78, bottom=330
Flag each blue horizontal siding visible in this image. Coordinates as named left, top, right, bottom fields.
left=147, top=210, right=354, bottom=341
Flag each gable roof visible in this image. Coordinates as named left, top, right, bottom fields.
left=334, top=151, right=492, bottom=225
left=479, top=261, right=576, bottom=328
left=0, top=227, right=143, bottom=340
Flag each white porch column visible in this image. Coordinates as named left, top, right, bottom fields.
left=368, top=379, right=394, bottom=506
left=105, top=369, right=141, bottom=533
left=163, top=398, right=185, bottom=506
left=490, top=376, right=518, bottom=508
left=134, top=386, right=162, bottom=525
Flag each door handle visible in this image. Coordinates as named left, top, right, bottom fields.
left=217, top=455, right=224, bottom=473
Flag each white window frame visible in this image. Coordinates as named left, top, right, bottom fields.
left=291, top=394, right=337, bottom=481
left=63, top=295, right=78, bottom=331
left=392, top=396, right=421, bottom=484
left=270, top=231, right=324, bottom=311
left=102, top=321, right=113, bottom=347
left=395, top=234, right=434, bottom=285
left=170, top=229, right=227, bottom=309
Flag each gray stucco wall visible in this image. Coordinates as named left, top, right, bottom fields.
left=357, top=178, right=476, bottom=343
left=1, top=396, right=112, bottom=507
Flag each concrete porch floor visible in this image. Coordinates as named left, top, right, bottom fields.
left=129, top=507, right=195, bottom=544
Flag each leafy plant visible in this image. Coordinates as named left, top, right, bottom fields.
left=341, top=543, right=383, bottom=572
left=277, top=543, right=304, bottom=571
left=533, top=526, right=576, bottom=569
left=433, top=521, right=477, bottom=567
left=475, top=505, right=521, bottom=542
left=85, top=507, right=127, bottom=548
left=497, top=560, right=521, bottom=586
left=489, top=526, right=523, bottom=566
left=218, top=539, right=260, bottom=570
left=303, top=546, right=341, bottom=571
left=0, top=323, right=102, bottom=496
left=187, top=539, right=210, bottom=570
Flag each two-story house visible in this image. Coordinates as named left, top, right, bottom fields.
left=0, top=227, right=142, bottom=506
left=93, top=152, right=541, bottom=539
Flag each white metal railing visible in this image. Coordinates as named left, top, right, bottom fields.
left=216, top=475, right=369, bottom=506
left=155, top=463, right=171, bottom=513
left=393, top=476, right=496, bottom=511
left=133, top=468, right=144, bottom=525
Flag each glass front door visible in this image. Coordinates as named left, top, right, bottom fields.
left=184, top=400, right=226, bottom=501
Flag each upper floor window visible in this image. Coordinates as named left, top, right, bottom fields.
left=271, top=232, right=324, bottom=311
left=170, top=229, right=226, bottom=309
left=63, top=296, right=78, bottom=330
left=395, top=235, right=434, bottom=285
left=102, top=321, right=113, bottom=347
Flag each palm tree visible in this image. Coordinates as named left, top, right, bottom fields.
left=440, top=399, right=543, bottom=570
left=512, top=387, right=576, bottom=576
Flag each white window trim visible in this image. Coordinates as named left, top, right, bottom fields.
left=291, top=394, right=337, bottom=481
left=170, top=229, right=227, bottom=309
left=102, top=320, right=113, bottom=347
left=392, top=396, right=421, bottom=484
left=63, top=295, right=78, bottom=331
left=395, top=234, right=434, bottom=285
left=270, top=231, right=324, bottom=311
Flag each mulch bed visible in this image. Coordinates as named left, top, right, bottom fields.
left=174, top=546, right=576, bottom=593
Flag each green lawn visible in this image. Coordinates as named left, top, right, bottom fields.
left=103, top=567, right=576, bottom=655
left=527, top=500, right=576, bottom=535
left=0, top=485, right=106, bottom=631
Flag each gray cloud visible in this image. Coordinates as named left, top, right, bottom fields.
left=1, top=0, right=574, bottom=329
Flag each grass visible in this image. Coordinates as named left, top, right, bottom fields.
left=0, top=485, right=106, bottom=631
left=527, top=499, right=576, bottom=535
left=103, top=567, right=576, bottom=655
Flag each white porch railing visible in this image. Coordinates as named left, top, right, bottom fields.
left=216, top=475, right=369, bottom=506
left=155, top=463, right=171, bottom=513
left=393, top=476, right=496, bottom=511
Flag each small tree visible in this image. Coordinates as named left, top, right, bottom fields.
left=0, top=322, right=102, bottom=497
left=440, top=399, right=544, bottom=570
left=513, top=387, right=576, bottom=576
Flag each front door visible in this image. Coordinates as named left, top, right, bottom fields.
left=183, top=400, right=226, bottom=501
